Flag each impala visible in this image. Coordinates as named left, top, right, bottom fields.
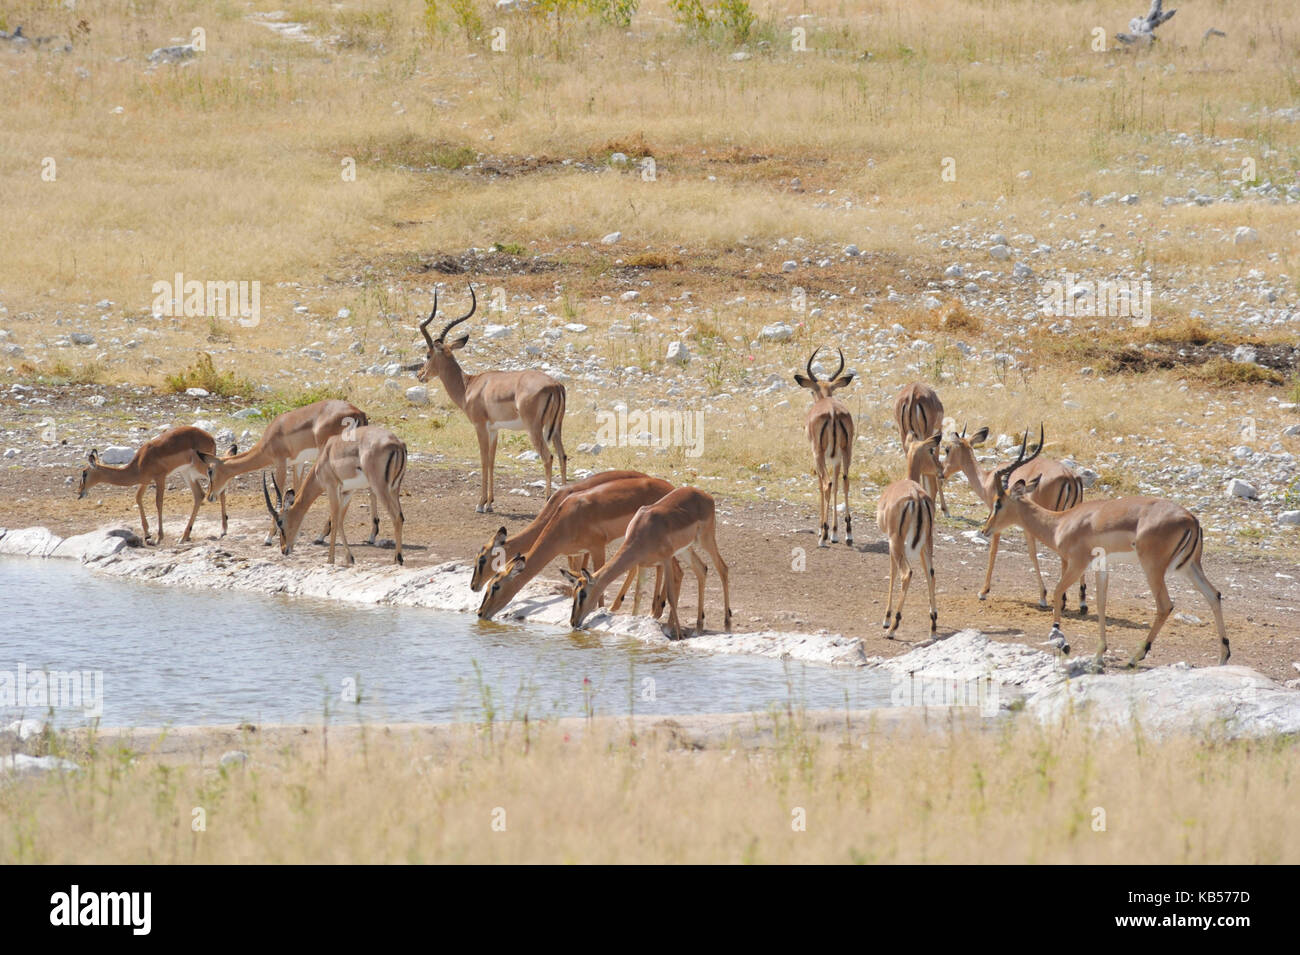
left=892, top=381, right=948, bottom=514
left=476, top=473, right=706, bottom=622
left=566, top=486, right=732, bottom=641
left=263, top=425, right=407, bottom=566
left=417, top=285, right=567, bottom=513
left=794, top=347, right=855, bottom=547
left=201, top=399, right=379, bottom=546
left=469, top=469, right=645, bottom=592
left=942, top=425, right=1086, bottom=611
left=876, top=433, right=942, bottom=639
left=983, top=426, right=1229, bottom=668
left=78, top=425, right=229, bottom=545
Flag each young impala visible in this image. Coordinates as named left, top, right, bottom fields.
left=201, top=399, right=379, bottom=546
left=892, top=381, right=948, bottom=514
left=77, top=425, right=229, bottom=545
left=263, top=425, right=407, bottom=566
left=942, top=425, right=1086, bottom=611
left=794, top=347, right=855, bottom=547
left=469, top=469, right=645, bottom=592
left=417, top=285, right=567, bottom=513
left=477, top=473, right=705, bottom=623
left=567, top=487, right=732, bottom=641
left=983, top=426, right=1229, bottom=669
left=876, top=433, right=943, bottom=639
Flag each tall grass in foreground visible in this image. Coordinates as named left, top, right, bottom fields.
left=2, top=714, right=1296, bottom=863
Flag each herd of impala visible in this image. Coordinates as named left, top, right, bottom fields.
left=73, top=285, right=1230, bottom=668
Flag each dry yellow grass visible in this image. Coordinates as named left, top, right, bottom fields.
left=4, top=713, right=1297, bottom=863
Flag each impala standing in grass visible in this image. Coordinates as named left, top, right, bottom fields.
left=201, top=398, right=379, bottom=546
left=876, top=433, right=943, bottom=639
left=78, top=425, right=229, bottom=545
left=794, top=347, right=855, bottom=548
left=892, top=381, right=948, bottom=515
left=417, top=285, right=567, bottom=513
left=943, top=425, right=1086, bottom=612
left=982, top=426, right=1229, bottom=669
left=263, top=425, right=407, bottom=567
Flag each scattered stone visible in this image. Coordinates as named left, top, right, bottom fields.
left=601, top=232, right=621, bottom=245
left=405, top=385, right=429, bottom=406
left=759, top=323, right=795, bottom=342
left=1225, top=478, right=1258, bottom=500
left=666, top=340, right=689, bottom=364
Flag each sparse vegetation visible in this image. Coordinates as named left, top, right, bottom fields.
left=162, top=353, right=253, bottom=398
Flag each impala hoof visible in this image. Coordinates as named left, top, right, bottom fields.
left=1078, top=603, right=1088, bottom=616
left=978, top=591, right=988, bottom=602
left=1038, top=597, right=1049, bottom=609
left=475, top=504, right=486, bottom=513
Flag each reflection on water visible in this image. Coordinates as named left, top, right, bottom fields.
left=0, top=558, right=893, bottom=727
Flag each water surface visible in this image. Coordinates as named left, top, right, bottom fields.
left=0, top=557, right=894, bottom=727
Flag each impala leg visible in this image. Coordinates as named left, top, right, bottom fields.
left=527, top=424, right=553, bottom=499
left=1130, top=563, right=1173, bottom=668
left=935, top=473, right=949, bottom=517
left=182, top=479, right=202, bottom=542
left=816, top=468, right=829, bottom=548
left=699, top=524, right=731, bottom=631
left=219, top=491, right=228, bottom=537
left=1025, top=531, right=1049, bottom=608
left=1048, top=559, right=1085, bottom=655
left=1183, top=560, right=1229, bottom=664
left=921, top=540, right=937, bottom=636
left=336, top=493, right=356, bottom=567
left=891, top=558, right=914, bottom=638
left=551, top=418, right=568, bottom=490
left=980, top=533, right=1000, bottom=601
left=1092, top=567, right=1109, bottom=668
left=661, top=559, right=684, bottom=640
left=485, top=430, right=499, bottom=513
left=153, top=481, right=166, bottom=545
left=368, top=491, right=380, bottom=545
left=689, top=548, right=708, bottom=632
left=611, top=567, right=636, bottom=612
left=828, top=466, right=840, bottom=545
left=883, top=550, right=899, bottom=635
left=842, top=465, right=853, bottom=546
left=136, top=482, right=151, bottom=544
left=474, top=425, right=492, bottom=513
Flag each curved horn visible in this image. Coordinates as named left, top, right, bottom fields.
left=262, top=473, right=280, bottom=520
left=993, top=424, right=1045, bottom=492
left=418, top=290, right=439, bottom=349
left=805, top=347, right=821, bottom=383
left=833, top=347, right=846, bottom=381
left=961, top=422, right=968, bottom=439
left=437, top=283, right=477, bottom=342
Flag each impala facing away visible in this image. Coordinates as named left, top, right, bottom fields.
left=943, top=425, right=1086, bottom=611
left=794, top=347, right=855, bottom=547
left=469, top=469, right=645, bottom=592
left=201, top=399, right=378, bottom=546
left=983, top=426, right=1229, bottom=669
left=876, top=433, right=942, bottom=639
left=78, top=425, right=229, bottom=545
left=892, top=381, right=948, bottom=515
left=477, top=473, right=706, bottom=624
left=567, top=487, right=732, bottom=641
left=417, top=285, right=567, bottom=513
left=263, top=425, right=407, bottom=566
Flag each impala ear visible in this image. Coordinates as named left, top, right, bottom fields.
left=283, top=488, right=295, bottom=508
left=579, top=568, right=593, bottom=584
left=1009, top=478, right=1034, bottom=496
left=197, top=451, right=219, bottom=466
left=793, top=374, right=813, bottom=389
left=492, top=526, right=508, bottom=546
left=969, top=427, right=990, bottom=446
left=830, top=373, right=855, bottom=391
left=506, top=556, right=526, bottom=578
left=87, top=449, right=98, bottom=465
left=559, top=568, right=581, bottom=586
left=449, top=334, right=469, bottom=351
left=228, top=443, right=238, bottom=456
